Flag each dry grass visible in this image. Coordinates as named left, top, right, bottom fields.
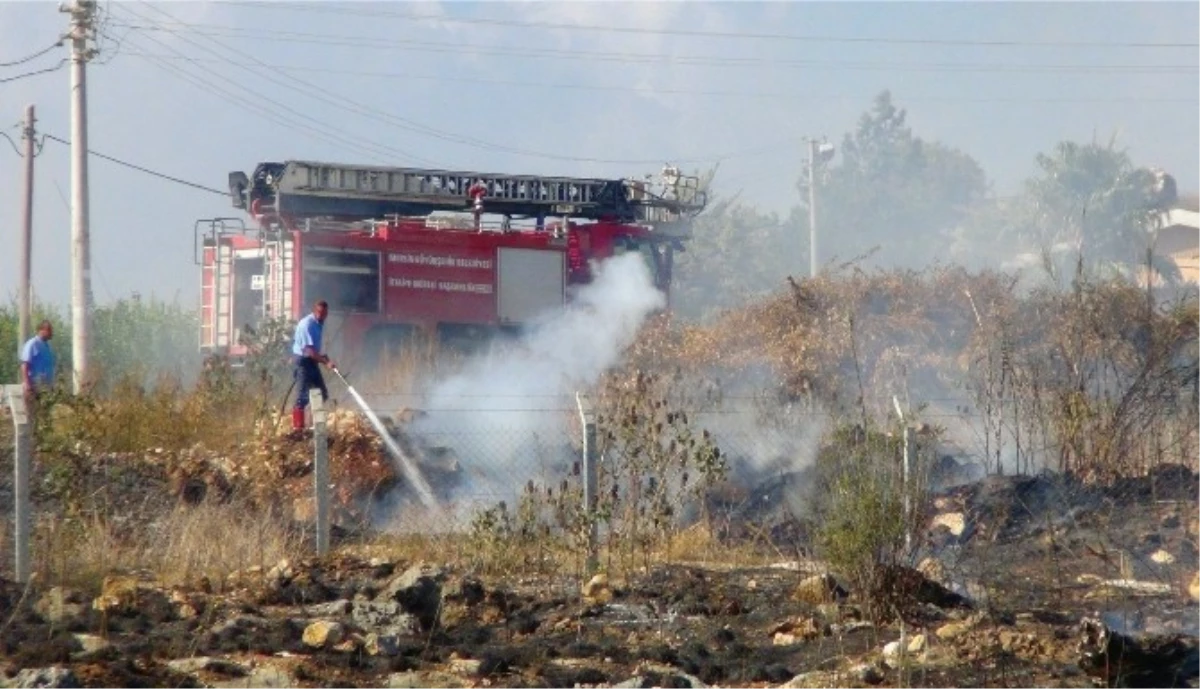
left=655, top=522, right=779, bottom=569
left=631, top=265, right=1199, bottom=482
left=38, top=369, right=268, bottom=458
left=354, top=331, right=469, bottom=397
left=31, top=496, right=303, bottom=592
left=5, top=264, right=1194, bottom=602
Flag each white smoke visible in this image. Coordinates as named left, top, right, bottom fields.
left=401, top=252, right=665, bottom=525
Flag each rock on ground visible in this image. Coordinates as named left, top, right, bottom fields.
left=302, top=620, right=345, bottom=649
left=378, top=565, right=445, bottom=631
left=8, top=667, right=79, bottom=688
left=209, top=665, right=294, bottom=689
left=386, top=671, right=467, bottom=688
left=352, top=598, right=421, bottom=636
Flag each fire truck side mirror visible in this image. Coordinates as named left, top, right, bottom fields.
left=229, top=171, right=250, bottom=210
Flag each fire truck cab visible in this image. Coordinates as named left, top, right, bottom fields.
left=197, top=160, right=705, bottom=372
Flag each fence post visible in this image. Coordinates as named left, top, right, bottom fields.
left=902, top=424, right=913, bottom=554
left=312, top=390, right=330, bottom=556
left=575, top=392, right=599, bottom=575
left=893, top=395, right=915, bottom=555
left=5, top=385, right=32, bottom=583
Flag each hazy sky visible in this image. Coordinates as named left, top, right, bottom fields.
left=1, top=0, right=1196, bottom=308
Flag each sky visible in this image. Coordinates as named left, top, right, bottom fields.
left=0, top=0, right=1197, bottom=309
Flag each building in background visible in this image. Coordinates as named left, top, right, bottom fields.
left=1154, top=206, right=1200, bottom=285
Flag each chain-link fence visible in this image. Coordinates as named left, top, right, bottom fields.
left=360, top=402, right=948, bottom=545
left=3, top=381, right=1196, bottom=585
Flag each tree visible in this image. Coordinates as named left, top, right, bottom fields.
left=1019, top=137, right=1180, bottom=282
left=805, top=91, right=988, bottom=270
left=670, top=195, right=800, bottom=322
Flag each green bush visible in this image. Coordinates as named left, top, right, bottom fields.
left=90, top=297, right=201, bottom=389
left=0, top=299, right=67, bottom=384
left=810, top=422, right=933, bottom=621
left=1, top=295, right=202, bottom=391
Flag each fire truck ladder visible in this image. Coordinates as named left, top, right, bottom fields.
left=194, top=218, right=248, bottom=351
left=199, top=241, right=233, bottom=350
left=229, top=161, right=707, bottom=225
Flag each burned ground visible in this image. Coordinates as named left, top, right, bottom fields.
left=0, top=439, right=1195, bottom=689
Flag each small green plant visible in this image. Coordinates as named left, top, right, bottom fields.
left=466, top=488, right=565, bottom=575
left=810, top=421, right=935, bottom=621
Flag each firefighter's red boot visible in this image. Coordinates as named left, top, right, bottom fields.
left=290, top=408, right=306, bottom=439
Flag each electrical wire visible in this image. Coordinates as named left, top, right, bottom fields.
left=41, top=133, right=228, bottom=195
left=115, top=3, right=792, bottom=166
left=116, top=5, right=566, bottom=164
left=92, top=2, right=131, bottom=67
left=107, top=22, right=1199, bottom=74
left=116, top=4, right=448, bottom=166
left=110, top=28, right=432, bottom=167
left=117, top=49, right=796, bottom=168
left=113, top=4, right=1198, bottom=171
left=1, top=131, right=22, bottom=156
left=117, top=51, right=1200, bottom=105
left=0, top=60, right=68, bottom=84
left=0, top=42, right=62, bottom=67
left=219, top=2, right=1200, bottom=50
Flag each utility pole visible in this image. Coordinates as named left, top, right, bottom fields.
left=804, top=137, right=835, bottom=279
left=62, top=0, right=97, bottom=393
left=18, top=105, right=36, bottom=361
left=807, top=138, right=818, bottom=279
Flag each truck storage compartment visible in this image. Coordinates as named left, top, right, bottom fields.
left=496, top=248, right=565, bottom=325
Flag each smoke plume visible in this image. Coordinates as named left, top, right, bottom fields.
left=394, top=252, right=666, bottom=526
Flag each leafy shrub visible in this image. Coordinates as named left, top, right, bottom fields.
left=810, top=421, right=935, bottom=621
left=1, top=295, right=201, bottom=391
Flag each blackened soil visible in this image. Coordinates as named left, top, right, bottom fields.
left=0, top=468, right=1196, bottom=688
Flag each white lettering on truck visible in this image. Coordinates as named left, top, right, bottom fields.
left=387, top=276, right=493, bottom=294
left=387, top=252, right=492, bottom=270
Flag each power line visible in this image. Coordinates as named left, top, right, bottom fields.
left=113, top=5, right=554, bottom=164
left=128, top=54, right=396, bottom=167
left=0, top=129, right=47, bottom=158
left=220, top=1, right=1200, bottom=49
left=106, top=21, right=445, bottom=167
left=1, top=130, right=21, bottom=156
left=0, top=42, right=62, bottom=67
left=113, top=3, right=783, bottom=167
left=116, top=3, right=454, bottom=165
left=41, top=133, right=228, bottom=196
left=0, top=60, right=68, bottom=84
left=114, top=46, right=796, bottom=169
left=107, top=22, right=1199, bottom=74
left=118, top=51, right=1200, bottom=105
left=107, top=17, right=442, bottom=167
left=122, top=35, right=798, bottom=169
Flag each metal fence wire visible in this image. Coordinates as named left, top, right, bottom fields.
left=2, top=384, right=1196, bottom=577
left=361, top=403, right=952, bottom=538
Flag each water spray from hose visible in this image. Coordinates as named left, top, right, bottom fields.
left=330, top=367, right=440, bottom=511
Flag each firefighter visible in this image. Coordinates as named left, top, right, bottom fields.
left=291, top=300, right=337, bottom=433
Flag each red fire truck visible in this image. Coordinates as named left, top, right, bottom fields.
left=197, top=160, right=706, bottom=371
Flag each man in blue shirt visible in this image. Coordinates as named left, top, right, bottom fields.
left=291, top=300, right=337, bottom=433
left=20, top=320, right=56, bottom=398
